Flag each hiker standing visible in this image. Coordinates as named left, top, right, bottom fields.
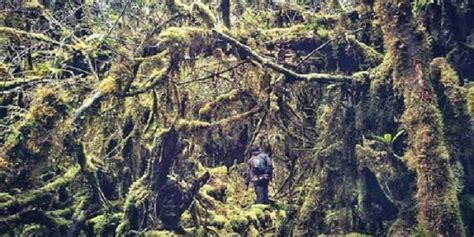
left=245, top=145, right=273, bottom=204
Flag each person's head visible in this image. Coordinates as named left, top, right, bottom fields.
left=250, top=144, right=261, bottom=155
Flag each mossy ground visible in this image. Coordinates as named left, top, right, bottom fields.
left=177, top=165, right=286, bottom=236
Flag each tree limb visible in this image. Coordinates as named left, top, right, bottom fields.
left=177, top=106, right=262, bottom=134
left=0, top=26, right=73, bottom=50
left=213, top=30, right=354, bottom=84
left=0, top=166, right=80, bottom=215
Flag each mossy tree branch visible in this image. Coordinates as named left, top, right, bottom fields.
left=213, top=30, right=355, bottom=84
left=0, top=26, right=73, bottom=50
left=0, top=209, right=69, bottom=234
left=177, top=106, right=262, bottom=134
left=0, top=165, right=80, bottom=215
left=198, top=89, right=251, bottom=120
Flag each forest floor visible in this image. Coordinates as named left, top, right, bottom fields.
left=146, top=164, right=371, bottom=236
left=147, top=164, right=286, bottom=236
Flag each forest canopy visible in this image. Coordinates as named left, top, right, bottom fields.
left=1, top=0, right=474, bottom=236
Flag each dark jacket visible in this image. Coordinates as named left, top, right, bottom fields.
left=245, top=151, right=273, bottom=184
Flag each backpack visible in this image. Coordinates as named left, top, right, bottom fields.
left=253, top=153, right=270, bottom=175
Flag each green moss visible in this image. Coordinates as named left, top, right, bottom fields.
left=248, top=226, right=259, bottom=236
left=0, top=165, right=80, bottom=211
left=157, top=27, right=208, bottom=54
left=176, top=119, right=211, bottom=133
left=116, top=174, right=150, bottom=235
left=144, top=230, right=179, bottom=237
left=347, top=35, right=383, bottom=65
left=99, top=64, right=129, bottom=94
left=343, top=233, right=373, bottom=237
left=23, top=0, right=43, bottom=9
left=211, top=214, right=228, bottom=228
left=191, top=2, right=216, bottom=28
left=90, top=214, right=107, bottom=235
left=263, top=24, right=310, bottom=42
left=0, top=192, right=13, bottom=202
left=48, top=207, right=73, bottom=218
left=20, top=224, right=48, bottom=236
left=316, top=28, right=331, bottom=38
left=467, top=87, right=474, bottom=119
left=430, top=57, right=467, bottom=117
left=198, top=89, right=242, bottom=118
left=209, top=166, right=227, bottom=179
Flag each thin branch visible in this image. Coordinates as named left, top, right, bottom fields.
left=0, top=27, right=73, bottom=50
left=72, top=91, right=105, bottom=125
left=176, top=60, right=249, bottom=86
left=99, top=0, right=132, bottom=46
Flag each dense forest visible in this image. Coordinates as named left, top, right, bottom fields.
left=1, top=0, right=474, bottom=236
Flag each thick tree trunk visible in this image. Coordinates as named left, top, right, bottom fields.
left=378, top=0, right=465, bottom=235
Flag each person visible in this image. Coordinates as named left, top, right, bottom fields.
left=245, top=145, right=273, bottom=204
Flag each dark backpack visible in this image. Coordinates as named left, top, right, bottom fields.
left=253, top=153, right=270, bottom=175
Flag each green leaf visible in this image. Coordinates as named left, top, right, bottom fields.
left=384, top=133, right=392, bottom=143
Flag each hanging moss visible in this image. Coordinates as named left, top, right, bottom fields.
left=177, top=119, right=212, bottom=134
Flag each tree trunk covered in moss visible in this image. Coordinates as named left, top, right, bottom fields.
left=378, top=0, right=465, bottom=235
left=297, top=88, right=359, bottom=235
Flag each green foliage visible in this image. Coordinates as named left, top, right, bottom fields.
left=371, top=130, right=405, bottom=159
left=373, top=130, right=404, bottom=147
left=157, top=27, right=208, bottom=56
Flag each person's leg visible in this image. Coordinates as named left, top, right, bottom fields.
left=254, top=180, right=270, bottom=204
left=254, top=182, right=264, bottom=204
left=262, top=182, right=269, bottom=204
